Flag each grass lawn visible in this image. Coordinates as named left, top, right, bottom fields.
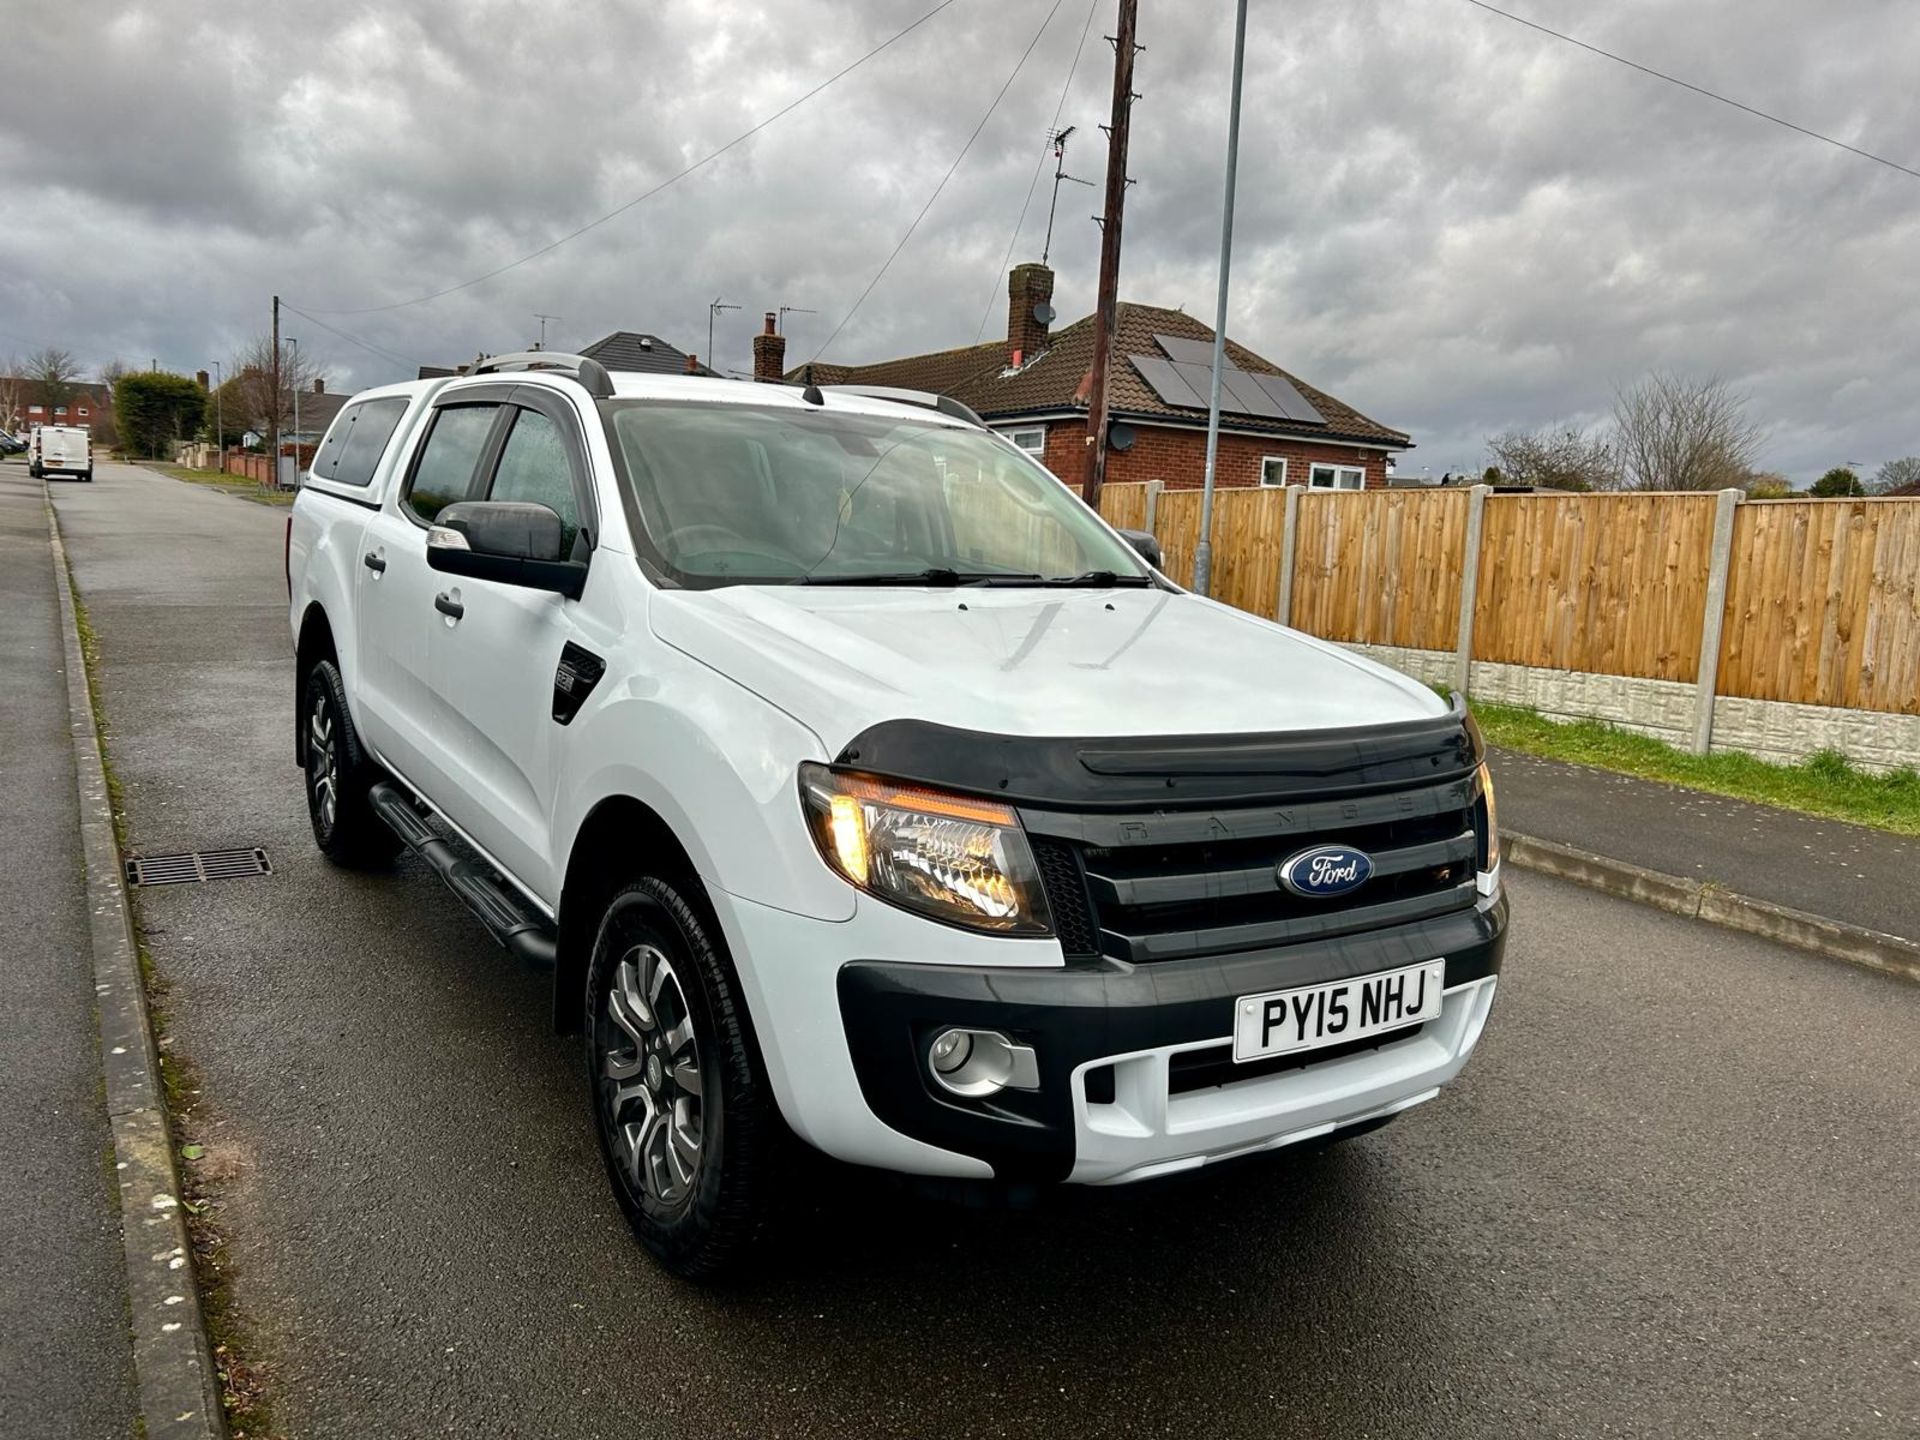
left=149, top=463, right=296, bottom=506
left=1472, top=699, right=1920, bottom=837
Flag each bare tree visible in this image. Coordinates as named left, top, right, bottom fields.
left=225, top=335, right=325, bottom=442
left=1610, top=372, right=1763, bottom=492
left=0, top=356, right=23, bottom=433
left=1870, top=456, right=1920, bottom=496
left=1486, top=425, right=1620, bottom=491
left=26, top=346, right=82, bottom=416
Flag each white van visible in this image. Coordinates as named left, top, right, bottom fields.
left=31, top=425, right=93, bottom=482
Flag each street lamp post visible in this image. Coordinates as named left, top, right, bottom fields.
left=1192, top=0, right=1251, bottom=596
left=212, top=360, right=223, bottom=465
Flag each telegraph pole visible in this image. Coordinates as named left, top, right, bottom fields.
left=1081, top=0, right=1140, bottom=511
left=269, top=294, right=281, bottom=482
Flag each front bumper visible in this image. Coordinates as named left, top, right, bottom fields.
left=835, top=890, right=1507, bottom=1184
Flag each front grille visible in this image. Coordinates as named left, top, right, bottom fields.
left=1025, top=773, right=1482, bottom=965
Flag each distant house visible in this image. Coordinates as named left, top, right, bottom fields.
left=4, top=377, right=112, bottom=432
left=287, top=378, right=351, bottom=444
left=777, top=262, right=1412, bottom=490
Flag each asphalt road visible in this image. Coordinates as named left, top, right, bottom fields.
left=44, top=460, right=1920, bottom=1439
left=0, top=462, right=137, bottom=1437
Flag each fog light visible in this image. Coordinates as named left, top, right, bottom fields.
left=925, top=1028, right=1040, bottom=1098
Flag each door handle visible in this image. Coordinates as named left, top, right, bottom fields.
left=363, top=551, right=387, bottom=574
left=434, top=592, right=464, bottom=621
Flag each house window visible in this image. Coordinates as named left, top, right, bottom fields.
left=77, top=405, right=88, bottom=417
left=999, top=425, right=1047, bottom=459
left=1259, top=456, right=1288, bottom=487
left=1308, top=463, right=1366, bottom=491
left=53, top=406, right=68, bottom=417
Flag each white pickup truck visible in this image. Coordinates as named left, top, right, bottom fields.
left=287, top=353, right=1507, bottom=1278
left=30, top=423, right=92, bottom=481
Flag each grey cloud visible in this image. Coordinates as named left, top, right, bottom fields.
left=2, top=0, right=1916, bottom=480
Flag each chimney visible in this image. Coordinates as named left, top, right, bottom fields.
left=195, top=369, right=210, bottom=390
left=312, top=377, right=324, bottom=394
left=1007, top=262, right=1055, bottom=368
left=752, top=313, right=787, bottom=382
left=685, top=352, right=700, bottom=375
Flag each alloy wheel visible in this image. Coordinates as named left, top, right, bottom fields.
left=308, top=689, right=338, bottom=834
left=599, top=943, right=705, bottom=1207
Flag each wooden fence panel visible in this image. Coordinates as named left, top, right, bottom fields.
left=1472, top=493, right=1715, bottom=681
left=1290, top=489, right=1468, bottom=649
left=1096, top=483, right=1150, bottom=532
left=1151, top=489, right=1204, bottom=590
left=1720, top=498, right=1920, bottom=714
left=1206, top=487, right=1292, bottom=617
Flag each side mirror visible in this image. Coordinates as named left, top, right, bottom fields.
left=427, top=501, right=586, bottom=599
left=1118, top=528, right=1162, bottom=569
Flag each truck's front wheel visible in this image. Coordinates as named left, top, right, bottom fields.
left=586, top=876, right=781, bottom=1279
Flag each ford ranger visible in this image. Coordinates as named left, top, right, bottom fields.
left=286, top=352, right=1507, bottom=1278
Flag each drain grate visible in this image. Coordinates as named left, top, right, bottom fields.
left=125, top=847, right=273, bottom=887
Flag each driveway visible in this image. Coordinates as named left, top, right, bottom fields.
left=44, top=459, right=1920, bottom=1439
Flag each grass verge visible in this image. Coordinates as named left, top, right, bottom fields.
left=149, top=463, right=297, bottom=507
left=1472, top=699, right=1920, bottom=837
left=70, top=568, right=280, bottom=1439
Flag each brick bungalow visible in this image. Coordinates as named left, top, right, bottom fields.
left=774, top=262, right=1411, bottom=490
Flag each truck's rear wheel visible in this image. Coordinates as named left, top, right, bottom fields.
left=301, top=658, right=400, bottom=868
left=586, top=876, right=780, bottom=1280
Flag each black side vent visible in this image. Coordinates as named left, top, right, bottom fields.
left=1030, top=837, right=1099, bottom=959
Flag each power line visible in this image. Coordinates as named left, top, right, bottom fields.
left=973, top=0, right=1102, bottom=343
left=812, top=0, right=1068, bottom=364
left=1461, top=0, right=1920, bottom=183
left=279, top=303, right=419, bottom=371
left=293, top=0, right=966, bottom=316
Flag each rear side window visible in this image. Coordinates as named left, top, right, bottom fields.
left=488, top=409, right=581, bottom=553
left=312, top=397, right=409, bottom=488
left=404, top=405, right=499, bottom=523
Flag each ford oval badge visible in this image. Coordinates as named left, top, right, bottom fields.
left=1279, top=845, right=1374, bottom=898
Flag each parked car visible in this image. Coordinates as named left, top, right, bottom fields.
left=0, top=430, right=26, bottom=455
left=30, top=424, right=92, bottom=480
left=286, top=354, right=1507, bottom=1278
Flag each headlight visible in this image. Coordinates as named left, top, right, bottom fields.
left=799, top=764, right=1053, bottom=936
left=1473, top=759, right=1500, bottom=872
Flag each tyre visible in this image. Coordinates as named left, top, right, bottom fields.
left=82, top=469, right=93, bottom=482
left=586, top=876, right=782, bottom=1280
left=301, top=657, right=401, bottom=867
left=29, top=464, right=41, bottom=479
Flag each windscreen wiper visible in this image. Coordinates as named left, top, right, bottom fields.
left=798, top=568, right=1043, bottom=587
left=1033, top=570, right=1155, bottom=587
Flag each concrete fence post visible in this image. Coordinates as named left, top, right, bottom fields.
left=1144, top=479, right=1164, bottom=539
left=1692, top=487, right=1743, bottom=755
left=1452, top=485, right=1492, bottom=695
left=1275, top=484, right=1302, bottom=625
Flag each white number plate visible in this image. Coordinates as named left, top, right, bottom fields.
left=1233, top=960, right=1446, bottom=1063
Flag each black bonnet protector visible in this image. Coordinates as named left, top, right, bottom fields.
left=835, top=696, right=1482, bottom=811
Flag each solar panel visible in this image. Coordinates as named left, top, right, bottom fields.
left=1130, top=354, right=1207, bottom=409
left=1134, top=336, right=1328, bottom=425
left=1249, top=372, right=1325, bottom=424
left=1152, top=334, right=1221, bottom=366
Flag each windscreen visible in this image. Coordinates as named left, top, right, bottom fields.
left=602, top=400, right=1147, bottom=587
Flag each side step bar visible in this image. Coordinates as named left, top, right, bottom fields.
left=368, top=781, right=556, bottom=967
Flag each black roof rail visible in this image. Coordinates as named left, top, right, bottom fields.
left=819, top=384, right=987, bottom=429
left=469, top=351, right=614, bottom=399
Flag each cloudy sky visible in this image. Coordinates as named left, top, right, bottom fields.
left=3, top=0, right=1916, bottom=481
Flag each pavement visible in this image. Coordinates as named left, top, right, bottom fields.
left=1491, top=749, right=1920, bottom=943
left=30, top=458, right=1920, bottom=1437
left=0, top=462, right=138, bottom=1437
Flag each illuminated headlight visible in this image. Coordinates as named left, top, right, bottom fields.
left=800, top=764, right=1053, bottom=936
left=1472, top=759, right=1501, bottom=891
